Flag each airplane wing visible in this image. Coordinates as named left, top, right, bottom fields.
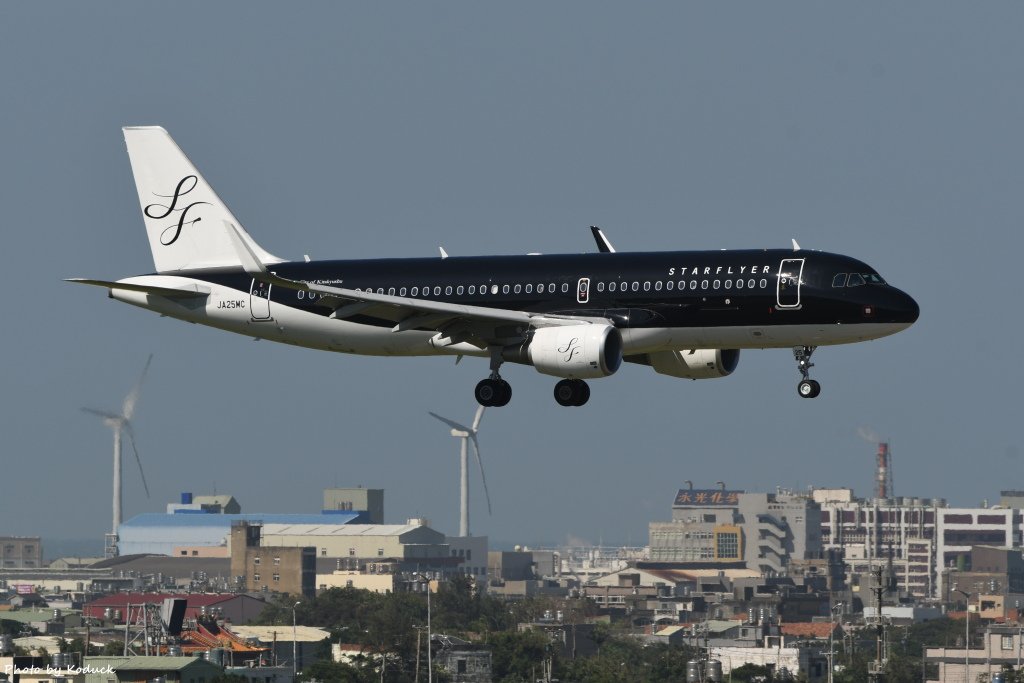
left=223, top=222, right=613, bottom=349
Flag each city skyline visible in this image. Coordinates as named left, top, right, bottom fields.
left=2, top=3, right=1023, bottom=547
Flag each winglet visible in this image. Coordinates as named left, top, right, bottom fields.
left=439, top=247, right=449, bottom=259
left=591, top=226, right=616, bottom=253
left=791, top=238, right=801, bottom=252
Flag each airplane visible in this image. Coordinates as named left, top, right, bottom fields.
left=69, top=127, right=919, bottom=408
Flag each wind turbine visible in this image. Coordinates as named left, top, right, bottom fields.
left=429, top=406, right=492, bottom=537
left=83, top=355, right=153, bottom=556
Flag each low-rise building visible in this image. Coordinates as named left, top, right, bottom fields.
left=231, top=522, right=316, bottom=597
left=924, top=624, right=1024, bottom=683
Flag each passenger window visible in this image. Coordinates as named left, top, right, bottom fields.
left=411, top=287, right=419, bottom=296
left=713, top=280, right=720, bottom=289
left=631, top=281, right=639, bottom=292
left=434, top=286, right=441, bottom=296
left=400, top=287, right=407, bottom=296
left=388, top=287, right=395, bottom=295
left=502, top=284, right=510, bottom=294
left=561, top=283, right=569, bottom=293
left=468, top=285, right=475, bottom=295
left=689, top=280, right=697, bottom=290
left=701, top=280, right=709, bottom=289
left=848, top=273, right=866, bottom=287
left=666, top=281, right=674, bottom=291
left=595, top=282, right=603, bottom=292
left=525, top=283, right=533, bottom=293
left=445, top=286, right=452, bottom=295
left=609, top=282, right=617, bottom=292
left=759, top=279, right=767, bottom=289
left=736, top=279, right=744, bottom=289
left=491, top=284, right=499, bottom=295
left=724, top=280, right=732, bottom=289
left=832, top=273, right=848, bottom=288
left=747, top=279, right=755, bottom=289
left=654, top=281, right=662, bottom=291
left=514, top=284, right=521, bottom=294
left=457, top=285, right=464, bottom=295
left=643, top=281, right=651, bottom=291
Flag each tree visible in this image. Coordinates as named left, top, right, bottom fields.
left=730, top=663, right=772, bottom=682
left=296, top=659, right=366, bottom=682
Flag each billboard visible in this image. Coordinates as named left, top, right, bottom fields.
left=673, top=489, right=743, bottom=506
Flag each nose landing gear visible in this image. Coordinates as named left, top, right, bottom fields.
left=793, top=346, right=820, bottom=398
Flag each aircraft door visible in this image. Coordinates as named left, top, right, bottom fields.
left=776, top=259, right=804, bottom=309
left=250, top=279, right=272, bottom=320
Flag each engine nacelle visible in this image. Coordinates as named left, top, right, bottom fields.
left=506, top=324, right=623, bottom=379
left=645, top=348, right=740, bottom=380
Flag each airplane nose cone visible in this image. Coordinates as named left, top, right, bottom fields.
left=895, top=288, right=920, bottom=325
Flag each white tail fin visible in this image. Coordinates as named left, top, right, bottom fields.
left=123, top=126, right=283, bottom=273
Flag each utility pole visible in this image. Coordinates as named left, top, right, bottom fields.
left=868, top=566, right=888, bottom=683
left=954, top=589, right=971, bottom=683
left=292, top=601, right=301, bottom=683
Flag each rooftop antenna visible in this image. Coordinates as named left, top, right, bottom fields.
left=83, top=354, right=153, bottom=558
left=429, top=406, right=492, bottom=537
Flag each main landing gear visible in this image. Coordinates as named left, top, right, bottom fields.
left=793, top=346, right=821, bottom=398
left=554, top=379, right=590, bottom=407
left=475, top=348, right=511, bottom=407
left=474, top=348, right=592, bottom=407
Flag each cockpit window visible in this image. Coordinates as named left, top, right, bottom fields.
left=832, top=274, right=848, bottom=288
left=847, top=273, right=866, bottom=287
left=863, top=273, right=886, bottom=285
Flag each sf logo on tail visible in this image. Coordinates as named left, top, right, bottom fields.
left=144, top=175, right=210, bottom=246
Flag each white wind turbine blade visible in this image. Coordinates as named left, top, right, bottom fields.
left=82, top=407, right=121, bottom=422
left=123, top=422, right=151, bottom=499
left=428, top=412, right=471, bottom=433
left=470, top=435, right=492, bottom=515
left=471, top=405, right=486, bottom=432
left=122, top=354, right=153, bottom=420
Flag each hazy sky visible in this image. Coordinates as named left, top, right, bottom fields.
left=2, top=3, right=1023, bottom=551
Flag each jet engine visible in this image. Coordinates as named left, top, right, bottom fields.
left=642, top=348, right=740, bottom=380
left=504, top=324, right=623, bottom=379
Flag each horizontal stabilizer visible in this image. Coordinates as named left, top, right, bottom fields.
left=66, top=278, right=210, bottom=298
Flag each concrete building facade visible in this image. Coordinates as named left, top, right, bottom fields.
left=230, top=522, right=316, bottom=598
left=0, top=537, right=42, bottom=568
left=649, top=488, right=822, bottom=575
left=813, top=488, right=1024, bottom=598
left=323, top=488, right=384, bottom=525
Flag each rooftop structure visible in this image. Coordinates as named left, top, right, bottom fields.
left=117, top=511, right=363, bottom=556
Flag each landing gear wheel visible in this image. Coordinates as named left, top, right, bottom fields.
left=494, top=379, right=512, bottom=407
left=792, top=346, right=821, bottom=399
left=475, top=379, right=500, bottom=406
left=476, top=378, right=512, bottom=407
left=554, top=379, right=590, bottom=407
left=797, top=379, right=821, bottom=399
